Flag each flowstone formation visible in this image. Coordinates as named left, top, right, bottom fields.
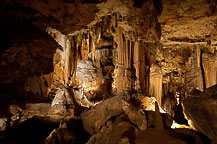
left=0, top=0, right=217, bottom=143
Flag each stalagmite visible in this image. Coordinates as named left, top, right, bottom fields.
left=149, top=64, right=163, bottom=106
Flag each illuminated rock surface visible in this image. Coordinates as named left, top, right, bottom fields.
left=183, top=84, right=217, bottom=141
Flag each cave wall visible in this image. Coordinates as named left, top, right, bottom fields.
left=0, top=24, right=59, bottom=103
left=1, top=0, right=217, bottom=143
left=0, top=0, right=216, bottom=110
left=41, top=0, right=162, bottom=102
left=203, top=52, right=217, bottom=88
left=149, top=0, right=217, bottom=112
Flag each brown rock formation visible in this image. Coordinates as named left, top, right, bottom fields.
left=0, top=0, right=217, bottom=143
left=0, top=24, right=59, bottom=107
left=81, top=96, right=124, bottom=135
left=183, top=84, right=217, bottom=142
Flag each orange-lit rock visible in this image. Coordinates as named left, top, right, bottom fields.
left=183, top=84, right=217, bottom=142
left=1, top=0, right=217, bottom=143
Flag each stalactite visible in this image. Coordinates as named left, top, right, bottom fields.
left=66, top=35, right=73, bottom=83
left=117, top=28, right=137, bottom=94
left=115, top=12, right=118, bottom=28
left=118, top=28, right=123, bottom=66
left=117, top=27, right=127, bottom=94
left=133, top=41, right=145, bottom=93
left=87, top=31, right=90, bottom=55
left=96, top=27, right=101, bottom=44
left=126, top=39, right=129, bottom=68
left=81, top=37, right=84, bottom=60
left=69, top=36, right=78, bottom=83
left=81, top=36, right=89, bottom=61
left=185, top=47, right=204, bottom=93
left=133, top=41, right=139, bottom=91
left=92, top=36, right=96, bottom=63
left=122, top=34, right=126, bottom=66
left=197, top=46, right=201, bottom=67
left=129, top=40, right=132, bottom=69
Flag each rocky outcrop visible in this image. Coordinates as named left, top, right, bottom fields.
left=203, top=52, right=217, bottom=89
left=184, top=46, right=217, bottom=93
left=43, top=0, right=162, bottom=103
left=43, top=122, right=75, bottom=144
left=155, top=0, right=217, bottom=112
left=141, top=96, right=166, bottom=113
left=50, top=88, right=73, bottom=115
left=0, top=116, right=59, bottom=144
left=185, top=46, right=204, bottom=93
left=135, top=128, right=197, bottom=144
left=87, top=115, right=134, bottom=144
left=0, top=24, right=59, bottom=108
left=0, top=118, right=7, bottom=132
left=81, top=96, right=124, bottom=135
left=159, top=0, right=217, bottom=43
left=154, top=41, right=217, bottom=115
left=183, top=84, right=217, bottom=142
left=75, top=60, right=105, bottom=101
left=46, top=27, right=73, bottom=85
left=25, top=74, right=53, bottom=99
left=6, top=0, right=98, bottom=34
left=81, top=95, right=173, bottom=135
left=84, top=95, right=203, bottom=144
left=122, top=100, right=147, bottom=130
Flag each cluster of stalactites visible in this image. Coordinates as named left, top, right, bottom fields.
left=49, top=11, right=157, bottom=97
left=117, top=27, right=151, bottom=95
left=65, top=13, right=120, bottom=88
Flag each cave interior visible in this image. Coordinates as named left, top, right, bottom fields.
left=0, top=0, right=217, bottom=143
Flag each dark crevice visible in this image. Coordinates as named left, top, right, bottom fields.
left=0, top=116, right=59, bottom=144
left=168, top=37, right=207, bottom=43
left=200, top=49, right=206, bottom=90
left=67, top=87, right=85, bottom=116
left=98, top=112, right=125, bottom=132
left=68, top=119, right=91, bottom=144
left=173, top=104, right=189, bottom=125
left=95, top=45, right=113, bottom=50
left=133, top=0, right=148, bottom=8
left=122, top=127, right=136, bottom=144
